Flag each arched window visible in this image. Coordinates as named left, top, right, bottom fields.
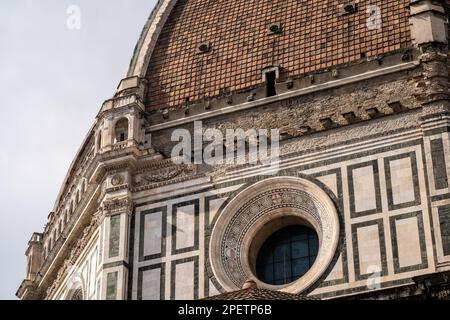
left=114, top=118, right=129, bottom=143
left=76, top=190, right=80, bottom=204
left=255, top=225, right=319, bottom=285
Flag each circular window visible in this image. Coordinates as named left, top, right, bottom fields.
left=256, top=225, right=319, bottom=285
left=209, top=176, right=340, bottom=294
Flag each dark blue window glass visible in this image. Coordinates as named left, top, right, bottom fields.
left=256, top=225, right=318, bottom=285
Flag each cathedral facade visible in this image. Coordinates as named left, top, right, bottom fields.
left=17, top=0, right=450, bottom=300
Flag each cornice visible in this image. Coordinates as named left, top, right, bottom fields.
left=148, top=61, right=420, bottom=132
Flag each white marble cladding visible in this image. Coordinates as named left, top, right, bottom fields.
left=129, top=134, right=440, bottom=300
left=52, top=235, right=102, bottom=300
left=315, top=171, right=346, bottom=285
left=324, top=255, right=344, bottom=282
left=395, top=217, right=422, bottom=268
left=316, top=174, right=339, bottom=198
left=352, top=165, right=379, bottom=213
left=140, top=268, right=161, bottom=300
left=143, top=212, right=163, bottom=257
left=132, top=184, right=242, bottom=300
left=421, top=130, right=450, bottom=268
left=174, top=204, right=196, bottom=251
left=390, top=157, right=416, bottom=205
left=425, top=132, right=450, bottom=196
left=173, top=260, right=195, bottom=300
left=206, top=198, right=226, bottom=225
left=357, top=224, right=383, bottom=276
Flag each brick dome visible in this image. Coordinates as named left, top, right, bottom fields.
left=129, top=0, right=411, bottom=111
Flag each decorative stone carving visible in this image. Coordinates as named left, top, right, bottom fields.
left=134, top=163, right=196, bottom=188
left=111, top=174, right=125, bottom=186
left=103, top=197, right=132, bottom=216
left=208, top=77, right=423, bottom=137
left=209, top=176, right=340, bottom=294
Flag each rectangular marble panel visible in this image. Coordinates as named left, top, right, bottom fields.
left=353, top=166, right=378, bottom=213
left=139, top=207, right=167, bottom=261
left=89, top=250, right=97, bottom=296
left=109, top=215, right=120, bottom=258
left=356, top=224, right=382, bottom=276
left=138, top=263, right=165, bottom=300
left=172, top=200, right=199, bottom=255
left=389, top=157, right=415, bottom=206
left=390, top=212, right=427, bottom=273
left=431, top=138, right=449, bottom=190
left=174, top=261, right=195, bottom=300
left=438, top=205, right=450, bottom=256
left=175, top=204, right=195, bottom=250
left=395, top=217, right=422, bottom=268
left=143, top=211, right=163, bottom=257
left=141, top=268, right=161, bottom=300
left=106, top=271, right=118, bottom=300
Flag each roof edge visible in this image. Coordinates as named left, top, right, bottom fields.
left=51, top=122, right=96, bottom=212
left=127, top=0, right=178, bottom=78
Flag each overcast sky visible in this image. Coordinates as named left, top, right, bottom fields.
left=0, top=0, right=156, bottom=299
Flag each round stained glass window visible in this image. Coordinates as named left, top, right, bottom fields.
left=256, top=225, right=319, bottom=285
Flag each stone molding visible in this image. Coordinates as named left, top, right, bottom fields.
left=133, top=163, right=196, bottom=188
left=148, top=62, right=419, bottom=132
left=102, top=197, right=133, bottom=217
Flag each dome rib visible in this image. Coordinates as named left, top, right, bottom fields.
left=127, top=0, right=178, bottom=78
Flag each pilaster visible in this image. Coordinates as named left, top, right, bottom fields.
left=97, top=172, right=133, bottom=300
left=413, top=0, right=450, bottom=270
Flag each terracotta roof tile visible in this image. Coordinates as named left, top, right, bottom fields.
left=204, top=287, right=316, bottom=301
left=203, top=280, right=317, bottom=300
left=145, top=0, right=411, bottom=111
